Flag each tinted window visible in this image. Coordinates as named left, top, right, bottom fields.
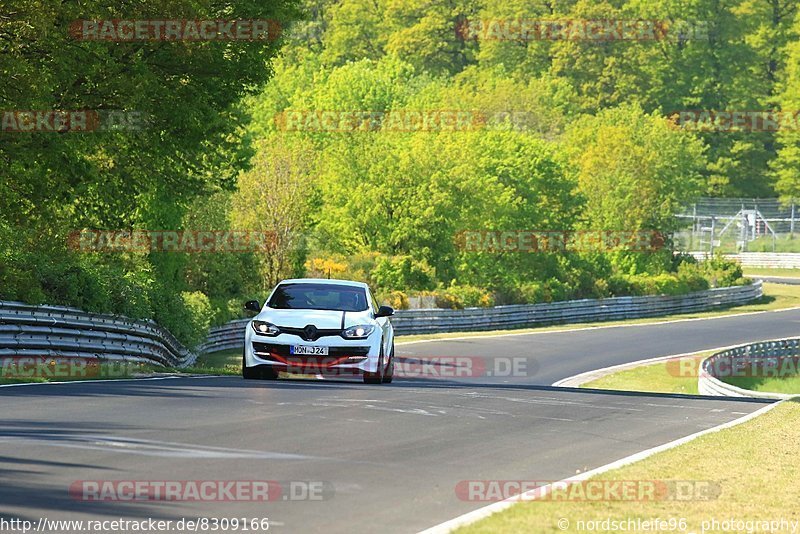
left=267, top=283, right=368, bottom=312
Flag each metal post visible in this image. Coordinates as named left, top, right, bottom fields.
left=710, top=216, right=716, bottom=255
left=741, top=206, right=748, bottom=252
left=791, top=202, right=795, bottom=239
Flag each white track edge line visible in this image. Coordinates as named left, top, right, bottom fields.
left=417, top=400, right=783, bottom=534
left=0, top=376, right=184, bottom=388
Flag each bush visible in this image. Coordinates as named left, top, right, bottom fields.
left=153, top=290, right=213, bottom=350
left=375, top=290, right=409, bottom=310
left=434, top=291, right=463, bottom=309
left=702, top=255, right=746, bottom=288
left=434, top=285, right=494, bottom=309
left=517, top=282, right=546, bottom=304
left=371, top=255, right=435, bottom=291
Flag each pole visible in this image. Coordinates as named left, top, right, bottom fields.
left=710, top=216, right=716, bottom=255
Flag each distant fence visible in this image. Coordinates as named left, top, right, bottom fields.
left=0, top=301, right=196, bottom=368
left=698, top=338, right=800, bottom=400
left=689, top=252, right=800, bottom=269
left=201, top=282, right=763, bottom=353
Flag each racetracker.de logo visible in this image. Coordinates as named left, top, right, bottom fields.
left=1, top=110, right=146, bottom=133
left=69, top=480, right=332, bottom=502
left=69, top=19, right=282, bottom=41
left=456, top=479, right=721, bottom=502
left=455, top=19, right=708, bottom=42
left=68, top=230, right=278, bottom=253
left=274, top=110, right=536, bottom=132
left=667, top=355, right=800, bottom=378
left=394, top=356, right=533, bottom=379
left=669, top=110, right=800, bottom=132
left=456, top=230, right=666, bottom=253
left=0, top=357, right=135, bottom=379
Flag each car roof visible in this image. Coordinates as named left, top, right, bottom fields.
left=277, top=278, right=369, bottom=289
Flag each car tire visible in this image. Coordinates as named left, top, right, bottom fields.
left=261, top=365, right=279, bottom=380
left=242, top=352, right=279, bottom=380
left=363, top=347, right=384, bottom=385
left=242, top=352, right=260, bottom=380
left=382, top=343, right=394, bottom=384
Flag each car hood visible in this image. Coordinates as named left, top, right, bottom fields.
left=256, top=309, right=374, bottom=329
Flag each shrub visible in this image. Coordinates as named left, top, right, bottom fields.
left=517, top=282, right=546, bottom=304
left=371, top=255, right=435, bottom=291
left=435, top=285, right=494, bottom=308
left=375, top=290, right=410, bottom=310
left=434, top=290, right=463, bottom=309
left=154, top=290, right=213, bottom=350
left=702, top=255, right=746, bottom=288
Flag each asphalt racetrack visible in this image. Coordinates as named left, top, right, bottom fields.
left=3, top=307, right=798, bottom=533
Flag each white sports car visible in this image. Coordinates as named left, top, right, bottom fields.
left=242, top=279, right=395, bottom=384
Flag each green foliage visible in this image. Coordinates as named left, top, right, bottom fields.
left=564, top=104, right=706, bottom=234
left=374, top=290, right=410, bottom=310
left=1, top=0, right=780, bottom=345
left=372, top=256, right=436, bottom=291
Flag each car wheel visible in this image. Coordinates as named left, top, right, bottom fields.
left=261, top=365, right=279, bottom=380
left=382, top=343, right=394, bottom=384
left=363, top=347, right=384, bottom=385
left=242, top=352, right=279, bottom=380
left=242, top=352, right=260, bottom=380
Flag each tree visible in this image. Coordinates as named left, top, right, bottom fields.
left=563, top=104, right=706, bottom=233
left=231, top=136, right=317, bottom=290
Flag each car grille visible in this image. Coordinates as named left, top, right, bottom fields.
left=277, top=327, right=343, bottom=341
left=252, top=342, right=370, bottom=361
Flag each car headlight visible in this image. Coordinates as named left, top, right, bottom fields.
left=342, top=324, right=375, bottom=339
left=252, top=320, right=280, bottom=336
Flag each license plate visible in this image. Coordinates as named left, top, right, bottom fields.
left=290, top=345, right=329, bottom=356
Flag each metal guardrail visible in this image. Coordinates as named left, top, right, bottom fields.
left=0, top=282, right=763, bottom=367
left=0, top=301, right=196, bottom=368
left=698, top=338, right=800, bottom=400
left=201, top=282, right=763, bottom=354
left=690, top=252, right=800, bottom=269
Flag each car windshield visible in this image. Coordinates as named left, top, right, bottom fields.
left=267, top=283, right=369, bottom=312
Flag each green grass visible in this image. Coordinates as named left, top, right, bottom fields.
left=744, top=267, right=800, bottom=277
left=0, top=361, right=165, bottom=385
left=581, top=354, right=709, bottom=395
left=457, top=401, right=800, bottom=534
left=723, top=373, right=800, bottom=394
left=192, top=349, right=242, bottom=372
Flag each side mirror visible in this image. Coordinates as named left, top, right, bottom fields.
left=244, top=300, right=261, bottom=313
left=375, top=305, right=394, bottom=318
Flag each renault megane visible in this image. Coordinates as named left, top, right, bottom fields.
left=242, top=279, right=395, bottom=384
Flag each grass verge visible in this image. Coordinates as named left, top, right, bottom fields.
left=581, top=354, right=710, bottom=395
left=744, top=267, right=800, bottom=277
left=723, top=374, right=800, bottom=395
left=456, top=400, right=799, bottom=534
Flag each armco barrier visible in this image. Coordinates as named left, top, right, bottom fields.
left=698, top=337, right=800, bottom=400
left=690, top=252, right=800, bottom=269
left=200, top=282, right=763, bottom=354
left=0, top=301, right=196, bottom=368
left=0, top=282, right=764, bottom=367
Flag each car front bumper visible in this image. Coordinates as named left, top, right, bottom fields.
left=243, top=325, right=382, bottom=375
